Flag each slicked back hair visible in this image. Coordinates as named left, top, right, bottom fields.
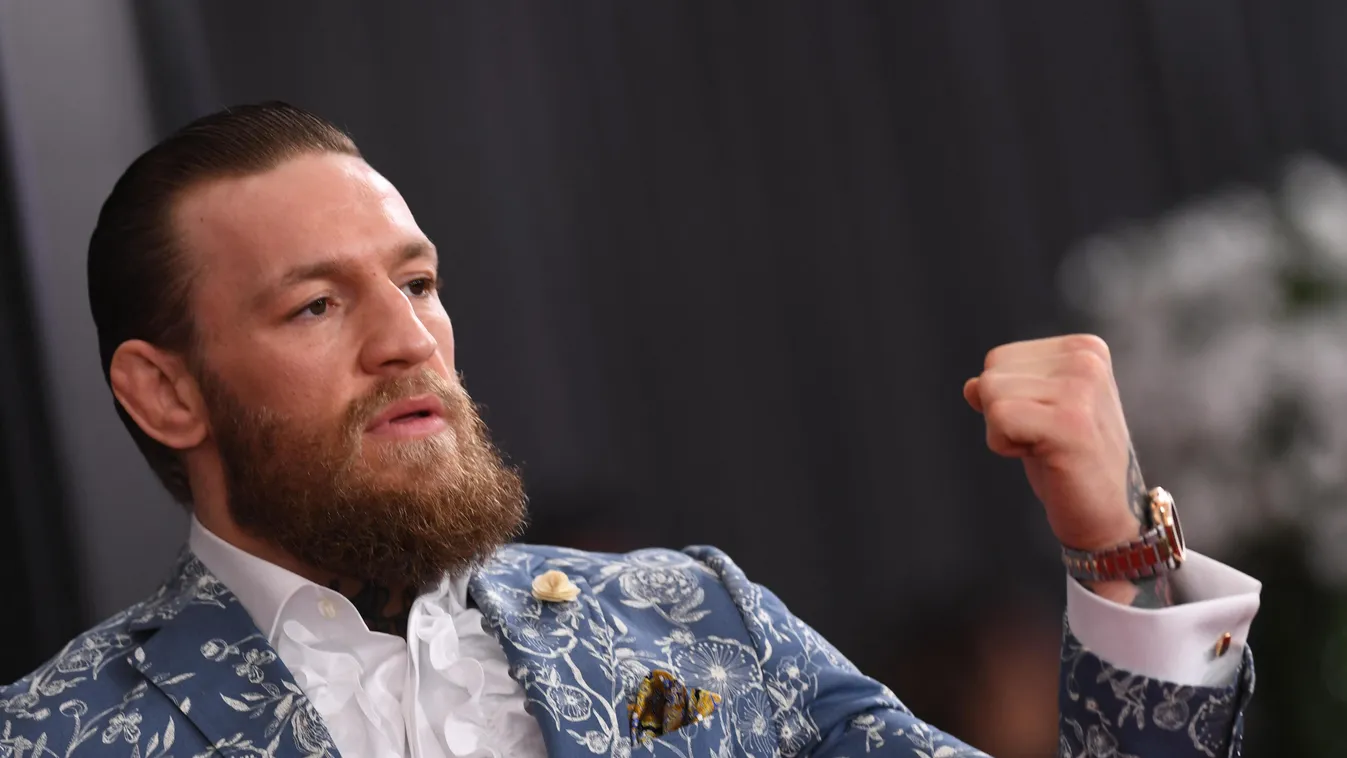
left=87, top=101, right=360, bottom=505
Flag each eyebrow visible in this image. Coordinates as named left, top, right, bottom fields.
left=254, top=241, right=437, bottom=309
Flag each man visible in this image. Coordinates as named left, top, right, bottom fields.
left=1, top=102, right=1258, bottom=757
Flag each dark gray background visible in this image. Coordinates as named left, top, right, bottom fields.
left=4, top=2, right=1345, bottom=754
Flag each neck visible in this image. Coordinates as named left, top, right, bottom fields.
left=326, top=577, right=419, bottom=637
left=193, top=503, right=423, bottom=637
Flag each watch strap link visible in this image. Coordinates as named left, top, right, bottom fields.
left=1062, top=528, right=1181, bottom=582
left=1062, top=486, right=1185, bottom=583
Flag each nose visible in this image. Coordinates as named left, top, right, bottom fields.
left=358, top=282, right=438, bottom=376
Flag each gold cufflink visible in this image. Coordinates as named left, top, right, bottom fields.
left=1213, top=632, right=1232, bottom=658
left=532, top=569, right=581, bottom=602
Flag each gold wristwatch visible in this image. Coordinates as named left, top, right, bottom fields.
left=1061, top=486, right=1186, bottom=582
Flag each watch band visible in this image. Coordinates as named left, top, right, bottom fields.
left=1061, top=486, right=1185, bottom=583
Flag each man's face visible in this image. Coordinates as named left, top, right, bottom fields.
left=176, top=152, right=524, bottom=586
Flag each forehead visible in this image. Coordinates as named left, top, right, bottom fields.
left=174, top=152, right=424, bottom=284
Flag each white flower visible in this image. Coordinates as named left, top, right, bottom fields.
left=674, top=640, right=758, bottom=696
left=532, top=570, right=581, bottom=603
left=545, top=684, right=593, bottom=722
left=233, top=649, right=275, bottom=683
left=200, top=639, right=230, bottom=662
left=776, top=709, right=817, bottom=757
left=0, top=691, right=39, bottom=715
left=56, top=636, right=111, bottom=674
left=777, top=656, right=808, bottom=684
left=101, top=710, right=142, bottom=744
left=290, top=702, right=334, bottom=754
left=1059, top=153, right=1347, bottom=583
left=1286, top=155, right=1347, bottom=273
left=619, top=569, right=698, bottom=605
left=501, top=613, right=577, bottom=658
left=1152, top=697, right=1189, bottom=731
left=656, top=629, right=696, bottom=648
left=627, top=549, right=695, bottom=570
left=582, top=730, right=608, bottom=753
left=733, top=689, right=777, bottom=757
left=851, top=713, right=887, bottom=750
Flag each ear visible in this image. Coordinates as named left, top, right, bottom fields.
left=109, top=340, right=208, bottom=451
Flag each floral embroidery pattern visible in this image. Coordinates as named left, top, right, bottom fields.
left=0, top=551, right=337, bottom=758
left=0, top=545, right=1250, bottom=757
left=1059, top=618, right=1254, bottom=758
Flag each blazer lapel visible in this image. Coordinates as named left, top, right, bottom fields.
left=126, top=553, right=341, bottom=758
left=470, top=555, right=603, bottom=758
left=468, top=550, right=730, bottom=758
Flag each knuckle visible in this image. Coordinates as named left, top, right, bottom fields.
left=1065, top=349, right=1109, bottom=380
left=1065, top=334, right=1111, bottom=363
left=984, top=398, right=1016, bottom=427
left=983, top=345, right=1009, bottom=370
left=976, top=370, right=1004, bottom=397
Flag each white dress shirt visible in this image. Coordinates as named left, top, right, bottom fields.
left=1067, top=550, right=1261, bottom=687
left=189, top=519, right=1260, bottom=757
left=189, top=521, right=547, bottom=758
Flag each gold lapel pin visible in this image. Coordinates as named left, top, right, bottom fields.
left=532, top=569, right=581, bottom=602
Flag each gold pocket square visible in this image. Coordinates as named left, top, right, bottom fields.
left=628, top=670, right=722, bottom=745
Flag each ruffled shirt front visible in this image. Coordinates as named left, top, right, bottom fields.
left=189, top=520, right=546, bottom=758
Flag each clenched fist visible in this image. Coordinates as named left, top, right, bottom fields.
left=963, top=334, right=1143, bottom=553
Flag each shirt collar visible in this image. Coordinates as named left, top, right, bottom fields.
left=187, top=516, right=475, bottom=639
left=188, top=516, right=314, bottom=641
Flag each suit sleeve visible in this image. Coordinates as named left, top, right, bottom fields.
left=686, top=546, right=1255, bottom=758
left=1059, top=551, right=1259, bottom=758
left=686, top=546, right=990, bottom=757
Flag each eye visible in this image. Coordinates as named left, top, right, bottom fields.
left=294, top=297, right=331, bottom=319
left=403, top=277, right=436, bottom=298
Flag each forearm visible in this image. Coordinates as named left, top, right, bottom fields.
left=1085, top=573, right=1174, bottom=608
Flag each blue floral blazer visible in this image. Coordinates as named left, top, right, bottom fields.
left=1, top=544, right=1253, bottom=757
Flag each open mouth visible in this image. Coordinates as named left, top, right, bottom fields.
left=391, top=409, right=435, bottom=423
left=365, top=395, right=449, bottom=438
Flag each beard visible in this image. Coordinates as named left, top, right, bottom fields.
left=199, top=367, right=527, bottom=589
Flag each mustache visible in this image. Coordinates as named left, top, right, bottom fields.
left=343, top=370, right=465, bottom=433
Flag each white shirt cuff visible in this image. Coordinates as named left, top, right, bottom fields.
left=1065, top=550, right=1260, bottom=688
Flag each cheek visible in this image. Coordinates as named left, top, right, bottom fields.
left=427, top=310, right=456, bottom=371
left=214, top=347, right=345, bottom=422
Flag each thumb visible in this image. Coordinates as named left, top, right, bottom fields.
left=963, top=377, right=984, bottom=413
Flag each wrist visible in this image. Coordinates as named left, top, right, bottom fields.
left=1062, top=487, right=1185, bottom=585
left=1082, top=572, right=1176, bottom=608
left=1065, top=514, right=1145, bottom=553
left=1083, top=578, right=1145, bottom=605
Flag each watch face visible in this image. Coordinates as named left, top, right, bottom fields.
left=1170, top=500, right=1185, bottom=553
left=1150, top=487, right=1185, bottom=562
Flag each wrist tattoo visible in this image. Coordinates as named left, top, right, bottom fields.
left=1123, top=447, right=1174, bottom=608
left=1130, top=573, right=1174, bottom=609
left=1126, top=447, right=1149, bottom=529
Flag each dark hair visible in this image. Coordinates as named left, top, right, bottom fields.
left=87, top=101, right=360, bottom=505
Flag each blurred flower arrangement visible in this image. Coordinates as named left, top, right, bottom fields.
left=1058, top=154, right=1347, bottom=754
left=1061, top=154, right=1347, bottom=580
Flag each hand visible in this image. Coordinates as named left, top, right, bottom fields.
left=962, top=334, right=1142, bottom=553
left=963, top=335, right=1172, bottom=607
